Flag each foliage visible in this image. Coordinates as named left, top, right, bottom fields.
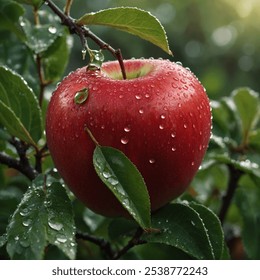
left=0, top=0, right=259, bottom=260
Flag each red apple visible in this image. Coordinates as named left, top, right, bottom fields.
left=46, top=59, right=211, bottom=217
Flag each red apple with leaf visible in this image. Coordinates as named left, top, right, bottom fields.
left=45, top=6, right=211, bottom=224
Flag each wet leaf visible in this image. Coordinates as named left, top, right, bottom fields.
left=77, top=7, right=172, bottom=55
left=93, top=146, right=151, bottom=229
left=143, top=202, right=224, bottom=259
left=231, top=88, right=260, bottom=143
left=0, top=66, right=42, bottom=146
left=6, top=175, right=76, bottom=260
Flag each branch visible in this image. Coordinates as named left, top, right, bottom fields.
left=76, top=232, right=114, bottom=259
left=218, top=164, right=243, bottom=224
left=112, top=227, right=145, bottom=260
left=44, top=0, right=127, bottom=79
left=0, top=151, right=37, bottom=181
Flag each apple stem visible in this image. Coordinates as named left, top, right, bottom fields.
left=44, top=0, right=127, bottom=80
left=84, top=127, right=100, bottom=147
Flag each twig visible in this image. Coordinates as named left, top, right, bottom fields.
left=76, top=232, right=114, bottom=259
left=44, top=0, right=127, bottom=79
left=112, top=228, right=145, bottom=260
left=218, top=164, right=243, bottom=224
left=64, top=0, right=74, bottom=16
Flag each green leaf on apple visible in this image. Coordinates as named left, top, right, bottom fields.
left=0, top=66, right=42, bottom=146
left=76, top=7, right=172, bottom=56
left=6, top=175, right=76, bottom=260
left=143, top=202, right=224, bottom=260
left=93, top=146, right=151, bottom=230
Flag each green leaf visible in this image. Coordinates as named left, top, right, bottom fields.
left=93, top=146, right=151, bottom=229
left=76, top=7, right=172, bottom=55
left=6, top=175, right=76, bottom=260
left=231, top=88, right=260, bottom=143
left=21, top=18, right=63, bottom=54
left=0, top=66, right=42, bottom=146
left=143, top=202, right=221, bottom=260
left=0, top=1, right=25, bottom=40
left=42, top=32, right=72, bottom=82
left=249, top=129, right=260, bottom=151
left=235, top=175, right=260, bottom=259
left=15, top=0, right=43, bottom=8
left=189, top=202, right=224, bottom=259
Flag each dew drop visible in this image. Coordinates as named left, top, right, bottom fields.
left=57, top=236, right=67, bottom=243
left=184, top=124, right=188, bottom=129
left=121, top=137, right=129, bottom=145
left=74, top=88, right=89, bottom=104
left=48, top=26, right=57, bottom=34
left=171, top=132, right=176, bottom=138
left=171, top=147, right=176, bottom=152
left=199, top=144, right=202, bottom=151
left=22, top=219, right=31, bottom=227
left=135, top=94, right=141, bottom=100
left=48, top=220, right=63, bottom=231
left=139, top=108, right=144, bottom=114
left=149, top=159, right=156, bottom=164
left=102, top=171, right=111, bottom=179
left=145, top=93, right=150, bottom=98
left=107, top=177, right=119, bottom=186
left=160, top=114, right=166, bottom=119
left=14, top=236, right=19, bottom=241
left=124, top=126, right=131, bottom=132
left=191, top=161, right=195, bottom=166
left=159, top=124, right=164, bottom=130
left=191, top=221, right=196, bottom=226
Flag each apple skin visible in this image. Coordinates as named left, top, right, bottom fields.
left=46, top=59, right=211, bottom=217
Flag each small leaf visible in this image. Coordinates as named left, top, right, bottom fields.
left=20, top=17, right=63, bottom=54
left=93, top=146, right=151, bottom=229
left=231, top=88, right=260, bottom=143
left=189, top=202, right=224, bottom=259
left=143, top=203, right=215, bottom=259
left=6, top=175, right=76, bottom=260
left=0, top=66, right=42, bottom=146
left=42, top=32, right=72, bottom=83
left=77, top=7, right=172, bottom=55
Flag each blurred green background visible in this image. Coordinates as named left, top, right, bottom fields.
left=62, top=0, right=260, bottom=100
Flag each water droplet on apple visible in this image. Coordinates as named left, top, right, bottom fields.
left=159, top=124, right=164, bottom=130
left=149, top=159, right=156, bottom=164
left=191, top=161, right=195, bottom=166
left=135, top=94, right=141, bottom=100
left=199, top=144, right=202, bottom=151
left=145, top=93, right=150, bottom=98
left=183, top=124, right=188, bottom=129
left=139, top=108, right=144, bottom=114
left=74, top=88, right=89, bottom=104
left=171, top=132, right=176, bottom=138
left=176, top=61, right=183, bottom=66
left=124, top=126, right=131, bottom=132
left=121, top=137, right=129, bottom=145
left=171, top=83, right=178, bottom=89
left=171, top=147, right=176, bottom=152
left=160, top=114, right=166, bottom=119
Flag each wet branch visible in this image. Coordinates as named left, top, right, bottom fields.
left=218, top=164, right=243, bottom=224
left=44, top=0, right=127, bottom=79
left=76, top=228, right=146, bottom=259
left=0, top=139, right=38, bottom=181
